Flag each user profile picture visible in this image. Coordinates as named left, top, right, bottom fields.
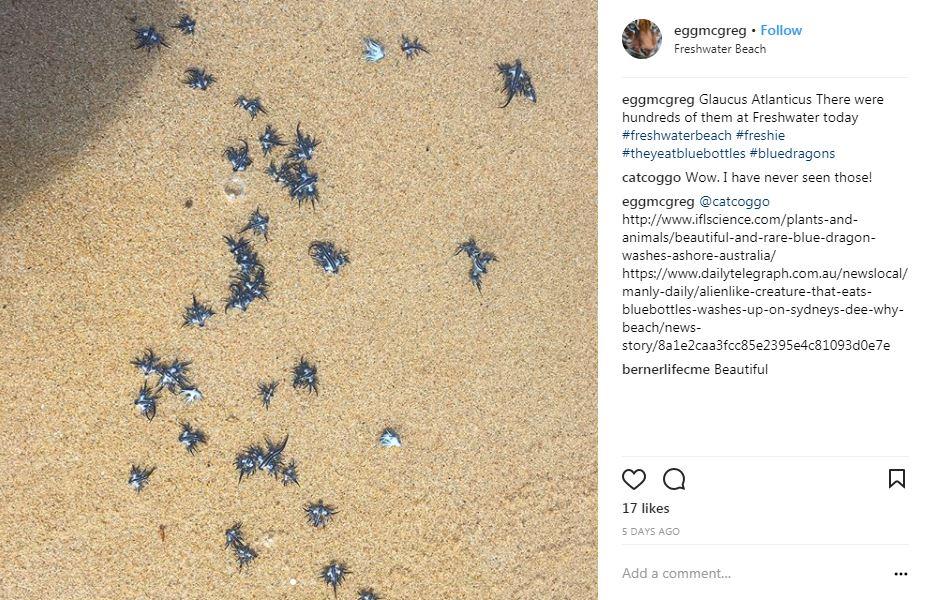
left=622, top=19, right=662, bottom=59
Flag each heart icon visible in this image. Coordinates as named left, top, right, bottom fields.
left=622, top=468, right=646, bottom=490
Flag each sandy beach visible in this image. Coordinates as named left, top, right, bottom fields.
left=0, top=0, right=596, bottom=597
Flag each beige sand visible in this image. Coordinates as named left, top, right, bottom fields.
left=0, top=1, right=595, bottom=597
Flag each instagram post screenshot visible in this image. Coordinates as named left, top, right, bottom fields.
left=0, top=0, right=927, bottom=598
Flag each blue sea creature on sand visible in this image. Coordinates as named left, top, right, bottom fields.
left=265, top=161, right=320, bottom=208
left=456, top=238, right=497, bottom=291
left=321, top=562, right=350, bottom=594
left=224, top=235, right=257, bottom=268
left=131, top=348, right=161, bottom=376
left=496, top=59, right=537, bottom=107
left=133, top=382, right=160, bottom=421
left=226, top=269, right=269, bottom=312
left=183, top=67, right=215, bottom=90
left=456, top=238, right=480, bottom=260
left=234, top=436, right=291, bottom=481
left=234, top=445, right=264, bottom=482
left=363, top=38, right=385, bottom=62
left=157, top=358, right=193, bottom=393
left=234, top=543, right=257, bottom=569
left=292, top=358, right=319, bottom=394
left=266, top=161, right=320, bottom=207
left=128, top=465, right=155, bottom=492
left=265, top=162, right=286, bottom=183
left=224, top=523, right=257, bottom=569
left=401, top=35, right=428, bottom=59
left=308, top=241, right=349, bottom=275
left=258, top=380, right=278, bottom=409
left=225, top=141, right=253, bottom=172
left=240, top=207, right=270, bottom=241
left=225, top=523, right=244, bottom=548
left=285, top=162, right=320, bottom=207
left=235, top=96, right=268, bottom=119
left=259, top=124, right=284, bottom=156
left=223, top=233, right=268, bottom=312
left=357, top=590, right=382, bottom=600
left=178, top=422, right=207, bottom=453
left=183, top=294, right=215, bottom=327
left=133, top=26, right=168, bottom=52
left=233, top=246, right=261, bottom=274
left=305, top=500, right=337, bottom=528
left=172, top=14, right=196, bottom=35
left=258, top=435, right=289, bottom=476
left=287, top=123, right=320, bottom=161
left=469, top=252, right=497, bottom=290
left=379, top=428, right=401, bottom=447
left=281, top=460, right=299, bottom=486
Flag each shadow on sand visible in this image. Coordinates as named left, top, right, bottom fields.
left=0, top=0, right=176, bottom=210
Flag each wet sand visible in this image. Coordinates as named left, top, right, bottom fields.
left=0, top=0, right=596, bottom=597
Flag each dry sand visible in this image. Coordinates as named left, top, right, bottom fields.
left=0, top=0, right=596, bottom=598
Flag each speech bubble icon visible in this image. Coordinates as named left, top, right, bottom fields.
left=663, top=467, right=685, bottom=491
